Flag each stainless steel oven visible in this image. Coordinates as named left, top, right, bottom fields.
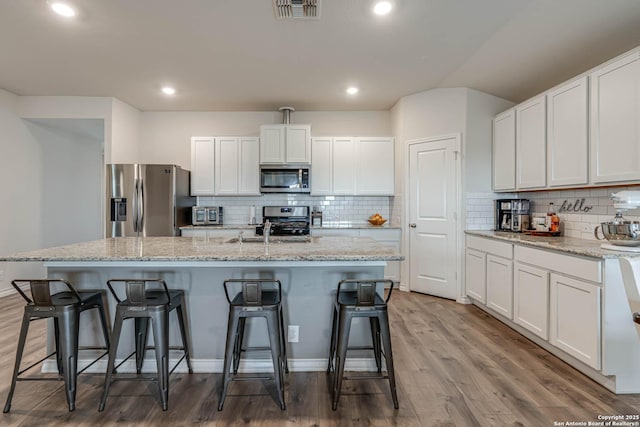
left=260, top=165, right=310, bottom=193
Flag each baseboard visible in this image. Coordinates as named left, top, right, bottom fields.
left=42, top=357, right=379, bottom=374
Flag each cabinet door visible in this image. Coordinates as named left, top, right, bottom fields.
left=190, top=137, right=215, bottom=196
left=590, top=51, right=640, bottom=183
left=514, top=263, right=549, bottom=339
left=547, top=77, right=589, bottom=187
left=332, top=137, right=356, bottom=194
left=355, top=137, right=394, bottom=195
left=492, top=110, right=516, bottom=191
left=311, top=137, right=333, bottom=195
left=465, top=249, right=486, bottom=304
left=517, top=95, right=547, bottom=189
left=215, top=137, right=240, bottom=195
left=260, top=125, right=285, bottom=164
left=486, top=255, right=513, bottom=319
left=285, top=125, right=311, bottom=163
left=550, top=273, right=601, bottom=369
left=238, top=137, right=260, bottom=195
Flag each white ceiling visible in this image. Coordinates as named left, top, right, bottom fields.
left=2, top=0, right=640, bottom=112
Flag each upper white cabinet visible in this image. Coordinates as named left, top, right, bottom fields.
left=492, top=109, right=516, bottom=191
left=191, top=136, right=259, bottom=196
left=355, top=137, right=395, bottom=195
left=516, top=95, right=547, bottom=189
left=215, top=137, right=260, bottom=195
left=311, top=137, right=394, bottom=196
left=547, top=77, right=589, bottom=187
left=260, top=124, right=311, bottom=164
left=190, top=137, right=216, bottom=196
left=590, top=51, right=640, bottom=184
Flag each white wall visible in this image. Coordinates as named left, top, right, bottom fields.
left=139, top=111, right=391, bottom=168
left=110, top=98, right=141, bottom=163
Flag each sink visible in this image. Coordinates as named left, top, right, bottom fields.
left=225, top=235, right=312, bottom=244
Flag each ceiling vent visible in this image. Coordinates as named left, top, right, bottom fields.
left=273, top=0, right=320, bottom=19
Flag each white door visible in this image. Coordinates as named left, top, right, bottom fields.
left=408, top=135, right=460, bottom=299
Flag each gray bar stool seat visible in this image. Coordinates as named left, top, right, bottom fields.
left=326, top=279, right=399, bottom=410
left=3, top=279, right=111, bottom=412
left=98, top=279, right=193, bottom=412
left=218, top=279, right=288, bottom=411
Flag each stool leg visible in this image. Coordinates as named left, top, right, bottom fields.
left=218, top=308, right=240, bottom=411
left=232, top=317, right=246, bottom=375
left=99, top=308, right=124, bottom=412
left=266, top=311, right=286, bottom=410
left=332, top=309, right=353, bottom=411
left=3, top=311, right=32, bottom=413
left=134, top=318, right=149, bottom=374
left=150, top=309, right=170, bottom=411
left=278, top=305, right=289, bottom=373
left=95, top=300, right=111, bottom=350
left=326, top=305, right=338, bottom=375
left=175, top=295, right=193, bottom=374
left=370, top=317, right=382, bottom=373
left=378, top=310, right=399, bottom=409
left=54, top=318, right=63, bottom=376
left=58, top=309, right=80, bottom=411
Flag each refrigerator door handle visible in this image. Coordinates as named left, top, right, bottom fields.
left=133, top=178, right=140, bottom=232
left=138, top=178, right=145, bottom=233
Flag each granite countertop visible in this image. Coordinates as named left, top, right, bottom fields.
left=180, top=224, right=256, bottom=230
left=465, top=230, right=640, bottom=259
left=0, top=236, right=404, bottom=262
left=180, top=222, right=401, bottom=230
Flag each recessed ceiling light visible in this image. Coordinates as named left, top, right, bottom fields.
left=373, top=1, right=393, bottom=15
left=346, top=87, right=359, bottom=95
left=49, top=1, right=76, bottom=17
left=161, top=87, right=176, bottom=95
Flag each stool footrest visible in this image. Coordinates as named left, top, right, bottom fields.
left=230, top=375, right=275, bottom=381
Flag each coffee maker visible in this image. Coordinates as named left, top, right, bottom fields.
left=495, top=199, right=530, bottom=232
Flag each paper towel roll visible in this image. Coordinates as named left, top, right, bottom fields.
left=250, top=205, right=256, bottom=224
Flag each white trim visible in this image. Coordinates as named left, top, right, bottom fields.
left=43, top=357, right=380, bottom=374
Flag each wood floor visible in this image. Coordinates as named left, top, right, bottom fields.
left=0, top=290, right=639, bottom=426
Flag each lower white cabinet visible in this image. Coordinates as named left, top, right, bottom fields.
left=514, top=263, right=549, bottom=339
left=181, top=228, right=248, bottom=239
left=465, top=248, right=486, bottom=304
left=549, top=273, right=601, bottom=369
left=486, top=254, right=513, bottom=319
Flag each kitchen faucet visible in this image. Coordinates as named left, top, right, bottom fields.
left=264, top=219, right=272, bottom=244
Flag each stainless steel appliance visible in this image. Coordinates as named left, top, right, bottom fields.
left=192, top=206, right=223, bottom=225
left=594, top=191, right=640, bottom=248
left=106, top=164, right=194, bottom=237
left=495, top=199, right=530, bottom=232
left=260, top=165, right=310, bottom=193
left=255, top=206, right=310, bottom=235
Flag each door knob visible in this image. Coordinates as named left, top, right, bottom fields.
left=409, top=223, right=417, bottom=228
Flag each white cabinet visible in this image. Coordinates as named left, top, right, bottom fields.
left=492, top=109, right=516, bottom=191
left=550, top=273, right=601, bottom=369
left=191, top=137, right=259, bottom=196
left=181, top=228, right=250, bottom=239
left=516, top=95, right=546, bottom=189
left=590, top=51, right=640, bottom=184
left=260, top=124, right=311, bottom=164
left=190, top=137, right=216, bottom=196
left=215, top=137, right=259, bottom=195
left=514, top=263, right=549, bottom=339
left=311, top=137, right=394, bottom=196
left=486, top=254, right=513, bottom=319
left=547, top=77, right=589, bottom=187
left=355, top=137, right=394, bottom=195
left=465, top=249, right=486, bottom=304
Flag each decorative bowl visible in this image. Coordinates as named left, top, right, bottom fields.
left=368, top=217, right=387, bottom=226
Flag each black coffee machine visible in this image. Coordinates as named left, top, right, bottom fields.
left=495, top=199, right=530, bottom=232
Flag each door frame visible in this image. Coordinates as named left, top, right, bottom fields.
left=404, top=133, right=468, bottom=303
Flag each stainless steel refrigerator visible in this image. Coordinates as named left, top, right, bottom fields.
left=106, top=164, right=194, bottom=237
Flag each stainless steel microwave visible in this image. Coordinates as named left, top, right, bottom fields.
left=192, top=206, right=223, bottom=225
left=260, top=165, right=310, bottom=193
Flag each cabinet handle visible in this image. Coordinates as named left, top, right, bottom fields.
left=409, top=223, right=417, bottom=228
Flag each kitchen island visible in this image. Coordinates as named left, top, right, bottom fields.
left=0, top=236, right=403, bottom=373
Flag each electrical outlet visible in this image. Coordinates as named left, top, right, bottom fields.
left=288, top=325, right=299, bottom=343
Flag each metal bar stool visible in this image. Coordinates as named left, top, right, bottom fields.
left=98, top=279, right=193, bottom=412
left=218, top=279, right=288, bottom=411
left=326, top=279, right=399, bottom=410
left=3, top=279, right=111, bottom=412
